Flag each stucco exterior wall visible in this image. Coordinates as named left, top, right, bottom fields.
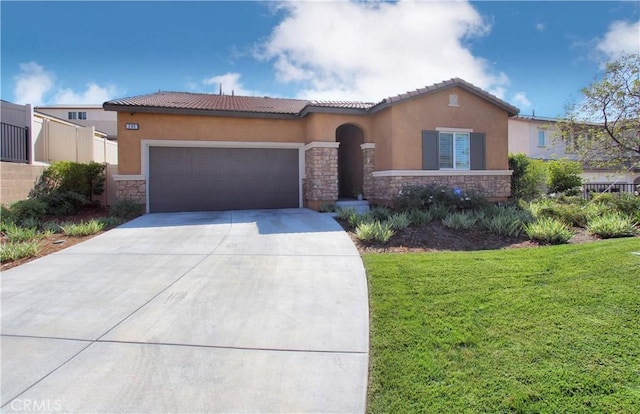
left=117, top=113, right=306, bottom=174
left=378, top=87, right=511, bottom=170
left=303, top=113, right=371, bottom=144
left=507, top=118, right=567, bottom=160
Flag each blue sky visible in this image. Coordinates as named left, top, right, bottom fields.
left=2, top=1, right=638, bottom=117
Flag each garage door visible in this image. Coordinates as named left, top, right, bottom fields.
left=149, top=146, right=299, bottom=212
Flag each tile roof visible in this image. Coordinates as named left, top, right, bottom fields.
left=105, top=91, right=309, bottom=115
left=104, top=78, right=519, bottom=117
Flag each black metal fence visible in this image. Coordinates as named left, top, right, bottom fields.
left=1, top=122, right=29, bottom=163
left=583, top=183, right=638, bottom=199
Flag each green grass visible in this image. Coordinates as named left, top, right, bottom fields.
left=364, top=238, right=640, bottom=413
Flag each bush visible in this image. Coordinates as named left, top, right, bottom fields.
left=0, top=241, right=41, bottom=263
left=7, top=198, right=48, bottom=223
left=356, top=221, right=395, bottom=244
left=524, top=218, right=574, bottom=245
left=370, top=206, right=392, bottom=221
left=2, top=223, right=39, bottom=242
left=409, top=209, right=434, bottom=226
left=31, top=161, right=105, bottom=199
left=395, top=184, right=488, bottom=212
left=442, top=211, right=478, bottom=230
left=479, top=206, right=530, bottom=237
left=336, top=207, right=357, bottom=222
left=546, top=159, right=583, bottom=195
left=59, top=219, right=106, bottom=237
left=109, top=199, right=145, bottom=220
left=386, top=212, right=411, bottom=231
left=528, top=198, right=590, bottom=228
left=509, top=153, right=546, bottom=200
left=429, top=203, right=451, bottom=220
left=348, top=211, right=374, bottom=228
left=40, top=191, right=88, bottom=216
left=592, top=192, right=640, bottom=217
left=587, top=213, right=637, bottom=239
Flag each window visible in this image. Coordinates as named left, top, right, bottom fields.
left=68, top=112, right=77, bottom=120
left=448, top=94, right=459, bottom=107
left=537, top=130, right=546, bottom=147
left=422, top=130, right=485, bottom=170
left=78, top=111, right=87, bottom=120
left=439, top=132, right=470, bottom=170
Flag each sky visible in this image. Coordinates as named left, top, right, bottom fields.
left=1, top=1, right=638, bottom=118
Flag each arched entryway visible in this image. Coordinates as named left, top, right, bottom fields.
left=336, top=124, right=364, bottom=199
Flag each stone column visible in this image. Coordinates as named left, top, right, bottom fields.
left=303, top=142, right=339, bottom=210
left=361, top=143, right=375, bottom=200
left=113, top=175, right=147, bottom=208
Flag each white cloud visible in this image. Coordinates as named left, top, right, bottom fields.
left=512, top=92, right=531, bottom=108
left=596, top=20, right=640, bottom=60
left=53, top=83, right=120, bottom=105
left=535, top=23, right=545, bottom=32
left=203, top=72, right=255, bottom=96
left=13, top=61, right=54, bottom=105
left=257, top=0, right=509, bottom=101
left=12, top=61, right=121, bottom=105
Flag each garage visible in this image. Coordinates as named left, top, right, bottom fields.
left=148, top=146, right=300, bottom=213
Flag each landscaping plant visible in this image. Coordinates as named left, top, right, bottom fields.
left=59, top=219, right=106, bottom=237
left=442, top=211, right=478, bottom=230
left=587, top=213, right=637, bottom=239
left=524, top=217, right=574, bottom=244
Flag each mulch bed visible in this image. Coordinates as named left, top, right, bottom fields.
left=1, top=206, right=112, bottom=272
left=338, top=219, right=601, bottom=254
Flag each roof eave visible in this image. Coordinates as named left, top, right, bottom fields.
left=103, top=103, right=300, bottom=120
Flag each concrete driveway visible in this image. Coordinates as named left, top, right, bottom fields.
left=1, top=209, right=369, bottom=413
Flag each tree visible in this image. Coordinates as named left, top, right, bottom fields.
left=508, top=153, right=546, bottom=200
left=557, top=54, right=639, bottom=170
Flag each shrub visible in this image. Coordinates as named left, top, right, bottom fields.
left=395, top=184, right=488, bottom=212
left=2, top=223, right=39, bottom=243
left=429, top=203, right=451, bottom=220
left=591, top=192, right=640, bottom=217
left=480, top=207, right=529, bottom=237
left=528, top=199, right=590, bottom=227
left=99, top=216, right=123, bottom=228
left=7, top=198, right=48, bottom=223
left=509, top=153, right=546, bottom=200
left=355, top=221, right=395, bottom=244
left=336, top=207, right=357, bottom=221
left=409, top=209, right=434, bottom=226
left=386, top=212, right=411, bottom=231
left=0, top=241, right=41, bottom=263
left=546, top=159, right=583, bottom=195
left=587, top=213, right=637, bottom=239
left=348, top=211, right=374, bottom=228
left=40, top=191, right=88, bottom=216
left=319, top=203, right=336, bottom=213
left=31, top=161, right=105, bottom=199
left=442, top=211, right=478, bottom=230
left=109, top=199, right=145, bottom=220
left=370, top=205, right=392, bottom=221
left=524, top=218, right=574, bottom=245
left=59, top=219, right=105, bottom=236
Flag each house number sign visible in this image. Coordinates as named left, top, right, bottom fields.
left=125, top=123, right=139, bottom=130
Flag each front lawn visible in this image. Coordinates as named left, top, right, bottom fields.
left=364, top=238, right=640, bottom=413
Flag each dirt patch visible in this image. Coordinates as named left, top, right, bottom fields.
left=1, top=206, right=113, bottom=272
left=339, top=219, right=602, bottom=254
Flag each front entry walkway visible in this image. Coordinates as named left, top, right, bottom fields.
left=1, top=209, right=369, bottom=413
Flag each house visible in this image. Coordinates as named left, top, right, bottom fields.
left=104, top=78, right=519, bottom=213
left=508, top=115, right=640, bottom=193
left=35, top=105, right=118, bottom=140
left=1, top=100, right=118, bottom=205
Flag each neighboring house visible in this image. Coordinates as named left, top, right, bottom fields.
left=1, top=100, right=118, bottom=205
left=508, top=115, right=640, bottom=192
left=104, top=78, right=519, bottom=213
left=35, top=105, right=118, bottom=140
